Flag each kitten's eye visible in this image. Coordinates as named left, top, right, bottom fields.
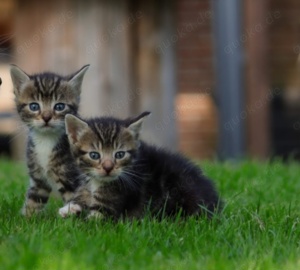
left=29, top=103, right=40, bottom=112
left=54, top=103, right=66, bottom=111
left=115, top=151, right=125, bottom=159
left=89, top=152, right=101, bottom=160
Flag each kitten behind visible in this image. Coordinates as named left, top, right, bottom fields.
left=59, top=113, right=222, bottom=220
left=10, top=65, right=88, bottom=134
left=10, top=65, right=89, bottom=216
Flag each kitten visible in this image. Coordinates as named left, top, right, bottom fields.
left=59, top=112, right=222, bottom=220
left=10, top=65, right=89, bottom=216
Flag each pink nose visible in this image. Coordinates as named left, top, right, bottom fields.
left=102, top=160, right=114, bottom=174
left=42, top=115, right=52, bottom=123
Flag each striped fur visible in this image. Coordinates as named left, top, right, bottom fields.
left=60, top=113, right=222, bottom=220
left=10, top=65, right=89, bottom=216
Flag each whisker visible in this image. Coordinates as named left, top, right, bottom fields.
left=118, top=176, right=128, bottom=192
left=119, top=174, right=140, bottom=191
left=78, top=173, right=91, bottom=182
left=122, top=170, right=144, bottom=179
left=9, top=128, right=27, bottom=144
left=124, top=168, right=151, bottom=177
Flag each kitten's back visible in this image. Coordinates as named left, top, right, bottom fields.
left=136, top=142, right=222, bottom=217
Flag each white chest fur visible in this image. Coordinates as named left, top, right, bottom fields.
left=30, top=131, right=63, bottom=198
left=90, top=179, right=101, bottom=193
left=31, top=131, right=60, bottom=174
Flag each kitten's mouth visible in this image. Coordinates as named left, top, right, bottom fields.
left=41, top=122, right=55, bottom=128
left=97, top=175, right=118, bottom=182
left=41, top=125, right=53, bottom=129
left=35, top=123, right=60, bottom=133
left=103, top=174, right=116, bottom=178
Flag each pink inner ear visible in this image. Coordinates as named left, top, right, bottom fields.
left=70, top=133, right=77, bottom=143
left=67, top=123, right=78, bottom=143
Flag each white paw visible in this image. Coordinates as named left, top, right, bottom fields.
left=87, top=210, right=104, bottom=220
left=59, top=203, right=82, bottom=218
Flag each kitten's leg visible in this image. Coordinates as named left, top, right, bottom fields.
left=86, top=198, right=115, bottom=220
left=87, top=210, right=104, bottom=220
left=22, top=178, right=52, bottom=217
left=48, top=167, right=77, bottom=203
left=58, top=186, right=90, bottom=218
left=56, top=184, right=75, bottom=203
left=59, top=202, right=82, bottom=218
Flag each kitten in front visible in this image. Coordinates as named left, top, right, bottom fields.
left=10, top=64, right=89, bottom=216
left=59, top=112, right=222, bottom=220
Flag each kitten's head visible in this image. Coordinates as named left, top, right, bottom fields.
left=10, top=65, right=89, bottom=134
left=65, top=112, right=150, bottom=182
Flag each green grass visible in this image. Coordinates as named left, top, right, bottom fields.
left=1, top=159, right=300, bottom=270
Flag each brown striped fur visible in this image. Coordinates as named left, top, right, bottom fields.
left=10, top=65, right=89, bottom=216
left=59, top=112, right=222, bottom=220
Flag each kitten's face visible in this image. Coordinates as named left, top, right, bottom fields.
left=65, top=113, right=149, bottom=183
left=10, top=65, right=89, bottom=134
left=73, top=124, right=137, bottom=181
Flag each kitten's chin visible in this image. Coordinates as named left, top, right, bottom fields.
left=95, top=175, right=119, bottom=183
left=32, top=125, right=64, bottom=135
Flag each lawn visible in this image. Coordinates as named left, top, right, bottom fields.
left=0, top=159, right=300, bottom=270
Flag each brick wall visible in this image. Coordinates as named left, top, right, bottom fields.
left=269, top=0, right=300, bottom=85
left=177, top=0, right=214, bottom=94
left=175, top=0, right=300, bottom=159
left=176, top=0, right=218, bottom=159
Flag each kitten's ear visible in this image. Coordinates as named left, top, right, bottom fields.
left=65, top=114, right=89, bottom=145
left=126, top=111, right=151, bottom=139
left=10, top=65, right=30, bottom=93
left=68, top=65, right=90, bottom=94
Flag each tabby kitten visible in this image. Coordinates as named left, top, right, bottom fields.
left=10, top=65, right=89, bottom=216
left=59, top=112, right=222, bottom=220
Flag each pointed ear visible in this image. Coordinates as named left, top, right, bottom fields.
left=126, top=111, right=151, bottom=139
left=10, top=65, right=30, bottom=93
left=65, top=114, right=89, bottom=145
left=68, top=65, right=90, bottom=94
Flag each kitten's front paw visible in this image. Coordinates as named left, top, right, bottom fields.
left=21, top=207, right=36, bottom=217
left=59, top=203, right=82, bottom=218
left=87, top=210, right=104, bottom=220
left=21, top=204, right=42, bottom=217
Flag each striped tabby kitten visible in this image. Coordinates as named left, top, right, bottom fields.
left=59, top=112, right=222, bottom=220
left=10, top=65, right=89, bottom=216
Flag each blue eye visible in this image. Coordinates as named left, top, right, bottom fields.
left=29, top=103, right=40, bottom=111
left=115, top=151, right=125, bottom=159
left=89, top=152, right=101, bottom=160
left=54, top=103, right=65, bottom=111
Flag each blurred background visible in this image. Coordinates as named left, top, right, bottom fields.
left=1, top=0, right=300, bottom=161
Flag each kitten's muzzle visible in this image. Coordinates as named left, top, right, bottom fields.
left=42, top=114, right=52, bottom=124
left=102, top=160, right=114, bottom=175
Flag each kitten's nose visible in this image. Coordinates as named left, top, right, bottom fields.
left=42, top=114, right=52, bottom=123
left=102, top=160, right=114, bottom=174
